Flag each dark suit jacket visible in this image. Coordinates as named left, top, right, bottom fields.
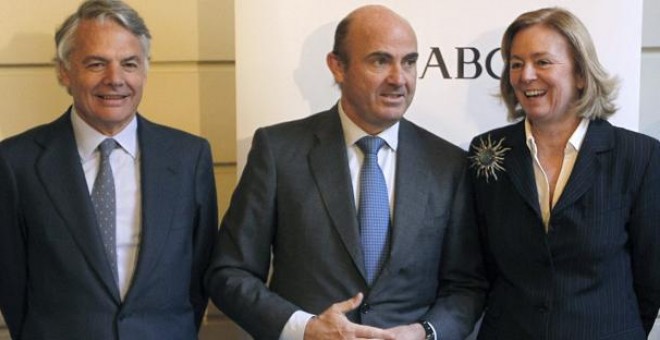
left=0, top=110, right=218, bottom=340
left=468, top=119, right=660, bottom=340
left=205, top=107, right=487, bottom=340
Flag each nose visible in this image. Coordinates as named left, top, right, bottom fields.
left=520, top=63, right=537, bottom=83
left=104, top=63, right=125, bottom=87
left=387, top=64, right=406, bottom=86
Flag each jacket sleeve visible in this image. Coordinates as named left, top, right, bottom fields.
left=189, top=140, right=218, bottom=329
left=204, top=128, right=300, bottom=340
left=629, top=138, right=660, bottom=334
left=424, top=157, right=488, bottom=340
left=0, top=147, right=28, bottom=339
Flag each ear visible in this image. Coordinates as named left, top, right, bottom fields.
left=326, top=52, right=346, bottom=85
left=56, top=61, right=71, bottom=89
left=576, top=72, right=586, bottom=91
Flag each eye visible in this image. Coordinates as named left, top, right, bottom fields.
left=373, top=57, right=388, bottom=67
left=123, top=61, right=140, bottom=71
left=403, top=57, right=417, bottom=68
left=536, top=59, right=551, bottom=67
left=509, top=61, right=523, bottom=70
left=86, top=62, right=105, bottom=71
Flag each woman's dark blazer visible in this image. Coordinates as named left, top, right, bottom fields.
left=468, top=118, right=660, bottom=340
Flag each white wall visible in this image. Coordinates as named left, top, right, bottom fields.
left=641, top=0, right=660, bottom=338
left=235, top=0, right=642, bottom=171
left=641, top=0, right=660, bottom=141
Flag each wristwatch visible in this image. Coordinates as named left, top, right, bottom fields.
left=420, top=320, right=434, bottom=340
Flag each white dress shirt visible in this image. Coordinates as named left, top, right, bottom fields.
left=71, top=109, right=142, bottom=299
left=525, top=118, right=589, bottom=229
left=279, top=103, right=399, bottom=339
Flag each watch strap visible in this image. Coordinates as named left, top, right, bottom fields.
left=420, top=320, right=434, bottom=340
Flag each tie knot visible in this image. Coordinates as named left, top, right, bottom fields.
left=98, top=138, right=118, bottom=158
left=356, top=136, right=386, bottom=156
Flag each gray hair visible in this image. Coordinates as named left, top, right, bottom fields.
left=55, top=0, right=151, bottom=68
left=500, top=7, right=618, bottom=121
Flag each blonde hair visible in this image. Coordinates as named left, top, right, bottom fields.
left=500, top=7, right=618, bottom=121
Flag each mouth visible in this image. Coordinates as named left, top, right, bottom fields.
left=524, top=89, right=546, bottom=98
left=381, top=93, right=405, bottom=100
left=97, top=94, right=130, bottom=100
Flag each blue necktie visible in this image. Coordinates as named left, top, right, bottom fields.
left=91, top=138, right=119, bottom=286
left=356, top=136, right=391, bottom=284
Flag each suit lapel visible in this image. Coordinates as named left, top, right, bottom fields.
left=308, top=110, right=367, bottom=281
left=502, top=121, right=542, bottom=219
left=125, top=116, right=180, bottom=299
left=36, top=112, right=120, bottom=300
left=553, top=119, right=613, bottom=214
left=383, top=120, right=432, bottom=277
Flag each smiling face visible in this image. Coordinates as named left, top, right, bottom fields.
left=509, top=24, right=584, bottom=126
left=327, top=6, right=418, bottom=134
left=58, top=19, right=147, bottom=136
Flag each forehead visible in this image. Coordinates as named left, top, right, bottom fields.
left=511, top=24, right=571, bottom=56
left=345, top=12, right=417, bottom=57
left=70, top=19, right=144, bottom=57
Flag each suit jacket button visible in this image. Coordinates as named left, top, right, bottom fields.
left=360, top=303, right=370, bottom=314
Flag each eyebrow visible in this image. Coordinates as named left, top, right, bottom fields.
left=365, top=51, right=419, bottom=60
left=81, top=55, right=108, bottom=63
left=404, top=52, right=419, bottom=60
left=121, top=56, right=142, bottom=63
left=81, top=55, right=143, bottom=63
left=366, top=51, right=393, bottom=60
left=510, top=51, right=555, bottom=60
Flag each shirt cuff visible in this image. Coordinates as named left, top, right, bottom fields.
left=279, top=310, right=316, bottom=340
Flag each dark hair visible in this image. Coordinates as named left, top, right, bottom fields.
left=332, top=15, right=352, bottom=63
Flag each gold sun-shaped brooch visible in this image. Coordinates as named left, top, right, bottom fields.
left=469, top=135, right=511, bottom=182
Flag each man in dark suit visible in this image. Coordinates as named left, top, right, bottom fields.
left=205, top=5, right=487, bottom=340
left=0, top=1, right=218, bottom=339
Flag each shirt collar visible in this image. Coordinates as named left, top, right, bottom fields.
left=525, top=117, right=590, bottom=153
left=71, top=106, right=139, bottom=162
left=337, top=102, right=399, bottom=151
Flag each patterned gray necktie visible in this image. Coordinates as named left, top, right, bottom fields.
left=91, top=138, right=119, bottom=286
left=356, top=136, right=391, bottom=284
